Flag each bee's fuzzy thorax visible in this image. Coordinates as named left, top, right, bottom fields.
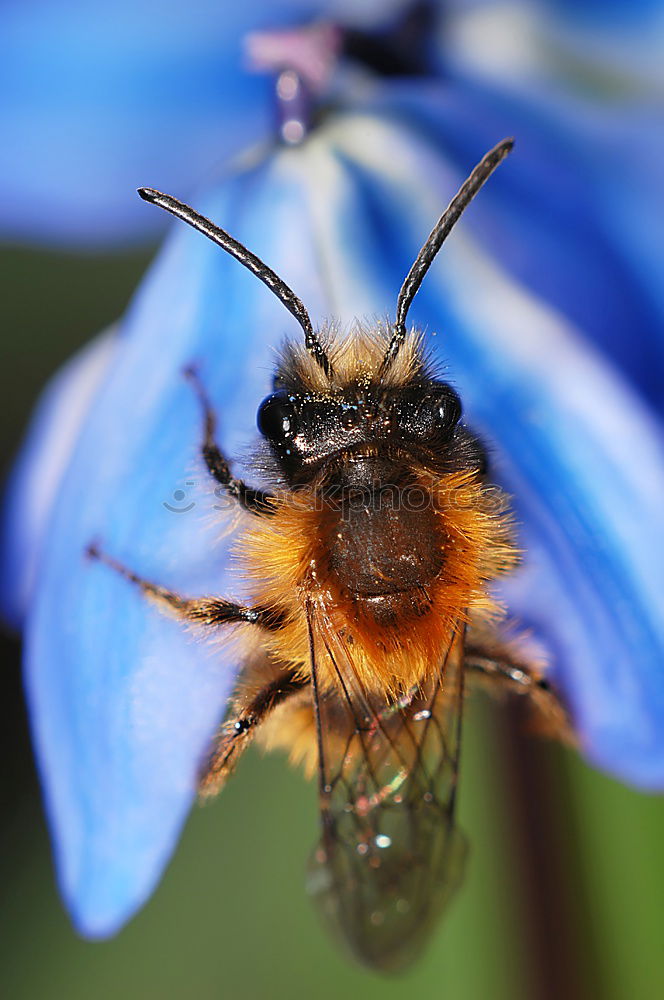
left=238, top=467, right=518, bottom=701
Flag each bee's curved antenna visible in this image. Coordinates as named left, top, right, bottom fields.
left=380, top=138, right=514, bottom=375
left=138, top=187, right=332, bottom=377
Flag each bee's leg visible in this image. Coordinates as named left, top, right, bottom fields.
left=198, top=665, right=307, bottom=798
left=184, top=365, right=274, bottom=516
left=86, top=544, right=285, bottom=631
left=465, top=645, right=576, bottom=745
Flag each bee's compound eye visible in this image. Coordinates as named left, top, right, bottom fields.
left=257, top=391, right=297, bottom=442
left=434, top=389, right=462, bottom=435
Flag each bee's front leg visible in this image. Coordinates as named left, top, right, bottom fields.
left=184, top=365, right=274, bottom=517
left=86, top=543, right=304, bottom=796
left=86, top=543, right=285, bottom=631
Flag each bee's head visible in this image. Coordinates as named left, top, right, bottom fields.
left=257, top=330, right=466, bottom=485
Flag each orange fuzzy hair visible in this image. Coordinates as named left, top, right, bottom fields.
left=237, top=467, right=518, bottom=701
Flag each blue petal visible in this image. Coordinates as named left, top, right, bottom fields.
left=540, top=1, right=664, bottom=90
left=0, top=0, right=417, bottom=247
left=542, top=0, right=664, bottom=24
left=357, top=77, right=664, bottom=414
left=1, top=330, right=118, bottom=630
left=15, top=153, right=331, bottom=936
left=0, top=1, right=274, bottom=245
left=444, top=0, right=664, bottom=92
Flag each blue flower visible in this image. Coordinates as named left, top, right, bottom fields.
left=2, top=0, right=663, bottom=940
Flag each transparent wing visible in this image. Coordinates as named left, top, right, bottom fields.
left=305, top=599, right=468, bottom=973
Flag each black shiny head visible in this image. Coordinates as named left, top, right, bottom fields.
left=256, top=375, right=466, bottom=485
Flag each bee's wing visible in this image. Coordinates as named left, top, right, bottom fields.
left=305, top=599, right=468, bottom=973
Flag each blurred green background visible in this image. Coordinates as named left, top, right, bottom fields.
left=2, top=247, right=664, bottom=1000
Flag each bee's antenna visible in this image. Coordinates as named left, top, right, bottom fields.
left=138, top=188, right=332, bottom=377
left=380, top=138, right=514, bottom=375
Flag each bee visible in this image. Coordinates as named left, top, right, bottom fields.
left=88, top=138, right=571, bottom=971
